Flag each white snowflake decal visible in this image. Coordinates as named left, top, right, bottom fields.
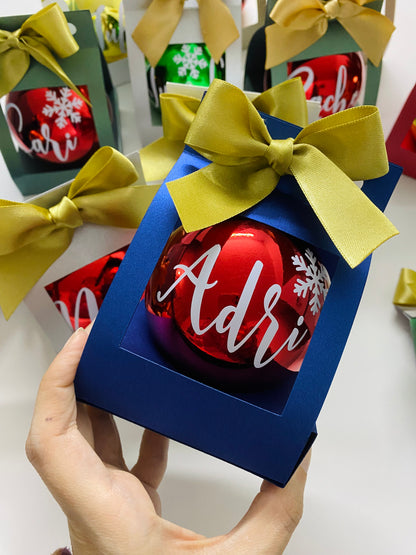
left=292, top=249, right=330, bottom=315
left=42, top=87, right=83, bottom=129
left=172, top=44, right=208, bottom=80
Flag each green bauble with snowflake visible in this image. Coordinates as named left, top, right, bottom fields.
left=146, top=43, right=226, bottom=125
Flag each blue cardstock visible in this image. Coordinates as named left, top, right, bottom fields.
left=75, top=113, right=402, bottom=486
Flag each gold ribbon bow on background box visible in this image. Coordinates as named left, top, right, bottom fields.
left=265, top=0, right=396, bottom=69
left=0, top=147, right=160, bottom=319
left=393, top=269, right=416, bottom=308
left=132, top=0, right=240, bottom=67
left=393, top=268, right=416, bottom=354
left=167, top=79, right=398, bottom=269
left=0, top=2, right=89, bottom=103
left=140, top=77, right=309, bottom=183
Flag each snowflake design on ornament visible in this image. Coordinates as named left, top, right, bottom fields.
left=292, top=249, right=330, bottom=315
left=172, top=44, right=208, bottom=79
left=42, top=87, right=83, bottom=129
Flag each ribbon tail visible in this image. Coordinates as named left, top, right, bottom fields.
left=198, top=0, right=239, bottom=63
left=131, top=0, right=183, bottom=67
left=0, top=230, right=72, bottom=320
left=338, top=8, right=395, bottom=67
left=0, top=49, right=30, bottom=98
left=21, top=39, right=91, bottom=106
left=291, top=145, right=399, bottom=268
left=265, top=22, right=324, bottom=69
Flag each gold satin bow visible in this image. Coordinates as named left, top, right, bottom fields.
left=0, top=147, right=160, bottom=319
left=265, top=0, right=395, bottom=69
left=140, top=78, right=309, bottom=183
left=0, top=3, right=89, bottom=103
left=131, top=0, right=239, bottom=67
left=166, top=79, right=398, bottom=268
left=393, top=269, right=416, bottom=307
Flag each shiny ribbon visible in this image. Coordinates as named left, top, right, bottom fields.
left=265, top=0, right=396, bottom=69
left=166, top=79, right=398, bottom=269
left=393, top=268, right=416, bottom=353
left=0, top=3, right=89, bottom=103
left=140, top=77, right=308, bottom=183
left=131, top=0, right=239, bottom=67
left=0, top=147, right=160, bottom=319
left=393, top=268, right=416, bottom=307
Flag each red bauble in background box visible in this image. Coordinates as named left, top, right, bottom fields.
left=287, top=52, right=365, bottom=118
left=145, top=218, right=331, bottom=389
left=45, top=246, right=128, bottom=331
left=5, top=85, right=99, bottom=165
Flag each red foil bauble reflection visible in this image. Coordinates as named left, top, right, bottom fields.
left=145, top=219, right=330, bottom=388
left=287, top=52, right=364, bottom=118
left=400, top=119, right=416, bottom=154
left=45, top=246, right=128, bottom=330
left=5, top=85, right=99, bottom=164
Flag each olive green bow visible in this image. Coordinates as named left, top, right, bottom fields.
left=132, top=0, right=239, bottom=67
left=0, top=3, right=88, bottom=103
left=166, top=79, right=398, bottom=268
left=265, top=0, right=395, bottom=69
left=393, top=269, right=416, bottom=308
left=0, top=147, right=160, bottom=319
left=140, top=78, right=308, bottom=183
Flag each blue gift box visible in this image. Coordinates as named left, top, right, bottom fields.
left=75, top=113, right=401, bottom=487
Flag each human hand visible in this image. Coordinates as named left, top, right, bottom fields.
left=26, top=327, right=311, bottom=555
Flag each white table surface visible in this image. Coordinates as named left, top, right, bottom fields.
left=1, top=1, right=416, bottom=554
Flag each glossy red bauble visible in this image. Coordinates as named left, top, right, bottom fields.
left=45, top=246, right=128, bottom=331
left=145, top=218, right=330, bottom=388
left=287, top=52, right=364, bottom=118
left=5, top=85, right=99, bottom=164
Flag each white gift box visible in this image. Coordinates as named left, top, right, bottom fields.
left=124, top=0, right=243, bottom=146
left=41, top=0, right=130, bottom=86
left=165, top=82, right=321, bottom=124
left=24, top=152, right=145, bottom=351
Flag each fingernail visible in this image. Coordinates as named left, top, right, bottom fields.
left=64, top=327, right=86, bottom=347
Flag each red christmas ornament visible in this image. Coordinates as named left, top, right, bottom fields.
left=411, top=119, right=416, bottom=140
left=145, top=218, right=330, bottom=388
left=400, top=119, right=416, bottom=154
left=287, top=52, right=364, bottom=118
left=5, top=85, right=99, bottom=164
left=45, top=246, right=128, bottom=330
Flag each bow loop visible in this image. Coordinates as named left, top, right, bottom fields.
left=265, top=0, right=395, bottom=68
left=140, top=78, right=308, bottom=184
left=132, top=0, right=239, bottom=67
left=265, top=138, right=294, bottom=175
left=0, top=4, right=89, bottom=103
left=166, top=80, right=398, bottom=269
left=0, top=147, right=161, bottom=319
left=49, top=196, right=83, bottom=229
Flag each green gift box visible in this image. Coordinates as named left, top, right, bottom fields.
left=265, top=0, right=394, bottom=117
left=124, top=0, right=243, bottom=146
left=0, top=9, right=120, bottom=197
